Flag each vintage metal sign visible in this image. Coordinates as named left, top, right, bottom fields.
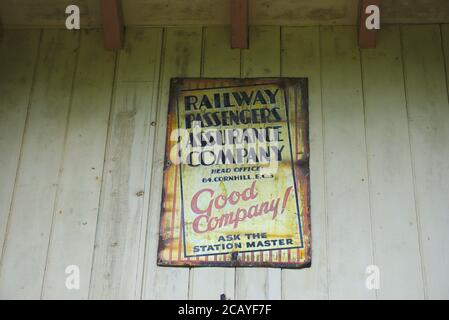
left=157, top=78, right=310, bottom=268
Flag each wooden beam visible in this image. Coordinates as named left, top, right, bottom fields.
left=101, top=0, right=124, bottom=50
left=359, top=0, right=382, bottom=49
left=231, top=0, right=248, bottom=49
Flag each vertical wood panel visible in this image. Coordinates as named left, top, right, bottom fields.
left=241, top=26, right=280, bottom=78
left=0, top=30, right=79, bottom=299
left=320, top=26, right=375, bottom=299
left=89, top=28, right=162, bottom=299
left=188, top=26, right=240, bottom=300
left=362, top=26, right=424, bottom=299
left=443, top=25, right=449, bottom=96
left=235, top=26, right=282, bottom=300
left=0, top=29, right=40, bottom=258
left=142, top=27, right=202, bottom=299
left=203, top=27, right=241, bottom=78
left=41, top=29, right=116, bottom=299
left=402, top=25, right=449, bottom=299
left=280, top=26, right=328, bottom=299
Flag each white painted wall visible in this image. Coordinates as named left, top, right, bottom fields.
left=0, top=25, right=448, bottom=299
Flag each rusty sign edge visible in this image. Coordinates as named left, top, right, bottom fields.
left=157, top=77, right=311, bottom=269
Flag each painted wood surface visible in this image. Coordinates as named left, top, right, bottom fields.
left=1, top=24, right=449, bottom=299
left=42, top=29, right=116, bottom=299
left=361, top=26, right=424, bottom=299
left=281, top=27, right=328, bottom=300
left=0, top=29, right=40, bottom=266
left=401, top=25, right=449, bottom=299
left=0, top=30, right=79, bottom=299
left=89, top=28, right=162, bottom=299
left=2, top=0, right=449, bottom=27
left=320, top=26, right=375, bottom=300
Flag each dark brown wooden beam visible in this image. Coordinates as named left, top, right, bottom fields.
left=359, top=0, right=382, bottom=49
left=101, top=0, right=124, bottom=50
left=231, top=0, right=248, bottom=49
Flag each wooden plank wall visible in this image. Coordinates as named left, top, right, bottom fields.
left=0, top=25, right=449, bottom=299
left=3, top=0, right=449, bottom=27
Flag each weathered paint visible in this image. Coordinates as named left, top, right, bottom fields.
left=157, top=78, right=311, bottom=268
left=0, top=25, right=449, bottom=299
left=2, top=0, right=449, bottom=27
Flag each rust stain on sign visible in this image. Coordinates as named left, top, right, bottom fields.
left=157, top=78, right=311, bottom=268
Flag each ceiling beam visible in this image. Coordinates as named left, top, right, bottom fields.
left=231, top=0, right=248, bottom=49
left=101, top=0, right=124, bottom=50
left=359, top=0, right=382, bottom=49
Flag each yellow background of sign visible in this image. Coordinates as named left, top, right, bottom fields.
left=178, top=84, right=303, bottom=256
